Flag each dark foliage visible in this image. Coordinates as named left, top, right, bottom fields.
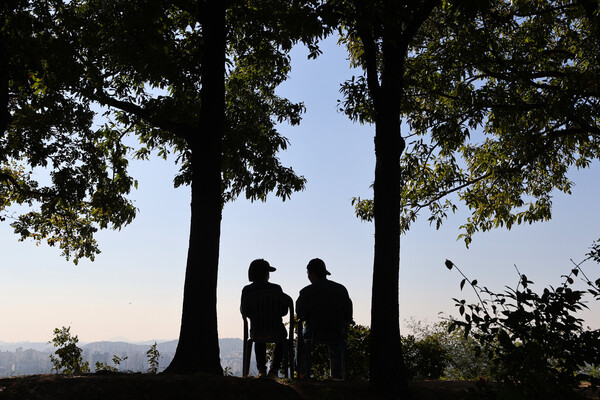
left=446, top=240, right=600, bottom=399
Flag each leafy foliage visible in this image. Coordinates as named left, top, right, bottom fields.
left=95, top=355, right=128, bottom=373
left=306, top=322, right=371, bottom=381
left=403, top=319, right=492, bottom=381
left=2, top=0, right=138, bottom=263
left=401, top=333, right=448, bottom=380
left=349, top=0, right=600, bottom=248
left=2, top=0, right=314, bottom=264
left=48, top=326, right=90, bottom=374
left=146, top=342, right=160, bottom=374
left=445, top=249, right=600, bottom=399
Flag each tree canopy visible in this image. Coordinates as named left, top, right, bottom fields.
left=352, top=0, right=600, bottom=245
left=2, top=0, right=309, bottom=261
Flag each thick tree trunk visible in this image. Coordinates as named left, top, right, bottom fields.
left=369, top=9, right=410, bottom=395
left=164, top=0, right=225, bottom=375
left=0, top=34, right=9, bottom=134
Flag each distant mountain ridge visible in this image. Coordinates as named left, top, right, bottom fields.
left=0, top=338, right=241, bottom=353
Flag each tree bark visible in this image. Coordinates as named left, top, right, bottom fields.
left=164, top=0, right=225, bottom=375
left=0, top=33, right=9, bottom=134
left=368, top=1, right=409, bottom=396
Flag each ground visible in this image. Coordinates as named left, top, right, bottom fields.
left=0, top=374, right=598, bottom=400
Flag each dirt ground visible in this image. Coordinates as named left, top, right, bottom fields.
left=0, top=373, right=597, bottom=400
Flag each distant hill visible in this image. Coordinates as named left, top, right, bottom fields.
left=0, top=342, right=52, bottom=352
left=0, top=338, right=241, bottom=354
left=0, top=338, right=246, bottom=377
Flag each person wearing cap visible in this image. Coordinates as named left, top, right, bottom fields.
left=240, top=259, right=288, bottom=377
left=296, top=258, right=353, bottom=379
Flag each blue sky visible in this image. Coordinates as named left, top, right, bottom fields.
left=1, top=37, right=599, bottom=344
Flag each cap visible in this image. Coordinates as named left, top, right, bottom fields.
left=307, top=258, right=331, bottom=277
left=248, top=259, right=276, bottom=281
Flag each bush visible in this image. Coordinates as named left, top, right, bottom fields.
left=405, top=319, right=492, bottom=381
left=49, top=326, right=90, bottom=374
left=401, top=333, right=448, bottom=380
left=299, top=321, right=371, bottom=380
left=445, top=241, right=600, bottom=399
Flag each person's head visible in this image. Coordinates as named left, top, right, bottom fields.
left=306, top=258, right=330, bottom=283
left=248, top=259, right=276, bottom=282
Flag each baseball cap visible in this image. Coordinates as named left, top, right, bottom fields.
left=307, top=258, right=331, bottom=276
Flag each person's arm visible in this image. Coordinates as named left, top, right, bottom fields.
left=346, top=296, right=353, bottom=323
left=240, top=287, right=249, bottom=317
left=296, top=290, right=306, bottom=321
left=344, top=287, right=353, bottom=323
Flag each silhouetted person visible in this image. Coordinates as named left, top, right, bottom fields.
left=296, top=258, right=353, bottom=379
left=240, top=259, right=288, bottom=377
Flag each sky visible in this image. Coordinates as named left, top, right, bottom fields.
left=1, top=37, right=599, bottom=344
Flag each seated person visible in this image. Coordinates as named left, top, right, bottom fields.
left=240, top=259, right=289, bottom=377
left=296, top=258, right=353, bottom=379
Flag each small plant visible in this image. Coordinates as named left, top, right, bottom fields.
left=445, top=241, right=600, bottom=399
left=95, top=354, right=128, bottom=372
left=146, top=342, right=160, bottom=373
left=48, top=326, right=90, bottom=374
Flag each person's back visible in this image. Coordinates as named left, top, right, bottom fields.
left=240, top=259, right=288, bottom=377
left=297, top=279, right=352, bottom=341
left=296, top=258, right=352, bottom=379
left=241, top=280, right=288, bottom=340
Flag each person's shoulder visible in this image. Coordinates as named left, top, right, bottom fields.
left=241, top=283, right=254, bottom=292
left=327, top=280, right=350, bottom=294
left=267, top=282, right=283, bottom=291
left=298, top=284, right=313, bottom=295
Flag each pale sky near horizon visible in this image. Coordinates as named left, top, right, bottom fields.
left=1, top=37, right=599, bottom=344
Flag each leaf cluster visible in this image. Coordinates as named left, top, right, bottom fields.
left=2, top=0, right=326, bottom=262
left=2, top=0, right=138, bottom=263
left=48, top=326, right=90, bottom=374
left=344, top=0, right=600, bottom=246
left=446, top=252, right=600, bottom=399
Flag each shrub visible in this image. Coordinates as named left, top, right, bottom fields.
left=401, top=333, right=448, bottom=380
left=297, top=321, right=371, bottom=380
left=405, top=319, right=492, bottom=380
left=445, top=241, right=600, bottom=399
left=146, top=342, right=160, bottom=373
left=95, top=355, right=128, bottom=372
left=48, top=326, right=90, bottom=374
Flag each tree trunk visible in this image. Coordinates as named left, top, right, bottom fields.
left=163, top=0, right=225, bottom=375
left=0, top=33, right=9, bottom=134
left=369, top=11, right=410, bottom=396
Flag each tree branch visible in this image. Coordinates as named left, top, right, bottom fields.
left=93, top=90, right=193, bottom=143
left=0, top=172, right=55, bottom=200
left=353, top=0, right=381, bottom=110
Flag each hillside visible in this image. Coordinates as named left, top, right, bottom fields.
left=0, top=374, right=598, bottom=400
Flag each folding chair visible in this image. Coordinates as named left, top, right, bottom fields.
left=297, top=296, right=348, bottom=380
left=242, top=291, right=294, bottom=377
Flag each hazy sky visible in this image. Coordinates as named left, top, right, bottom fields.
left=1, top=38, right=599, bottom=344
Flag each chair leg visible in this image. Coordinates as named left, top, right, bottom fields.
left=282, top=341, right=289, bottom=378
left=305, top=339, right=312, bottom=379
left=288, top=339, right=294, bottom=379
left=243, top=340, right=252, bottom=377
